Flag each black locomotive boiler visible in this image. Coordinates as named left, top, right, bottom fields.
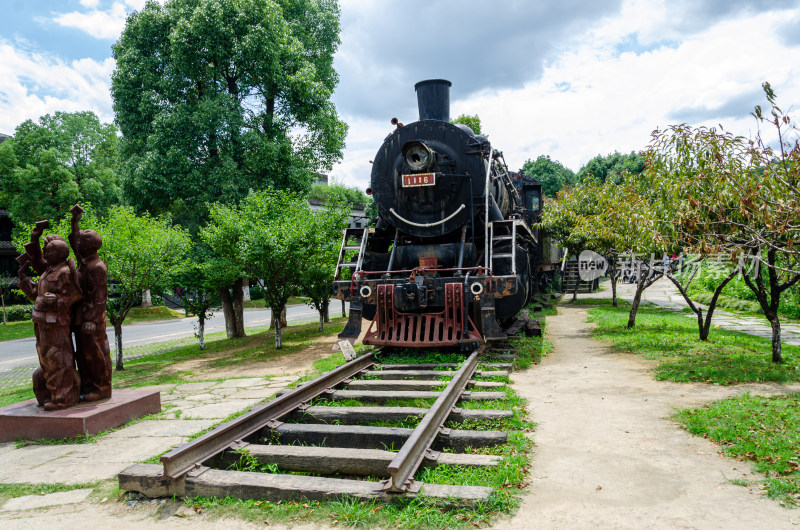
left=333, top=79, right=545, bottom=350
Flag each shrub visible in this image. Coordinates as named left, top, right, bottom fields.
left=3, top=305, right=32, bottom=322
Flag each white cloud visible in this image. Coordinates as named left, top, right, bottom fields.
left=53, top=2, right=129, bottom=40
left=330, top=0, right=800, bottom=187
left=0, top=41, right=115, bottom=134
left=80, top=0, right=101, bottom=8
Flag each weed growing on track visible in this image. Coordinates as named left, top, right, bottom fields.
left=585, top=300, right=800, bottom=384
left=675, top=393, right=800, bottom=506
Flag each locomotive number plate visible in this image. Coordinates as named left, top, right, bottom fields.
left=402, top=173, right=436, bottom=187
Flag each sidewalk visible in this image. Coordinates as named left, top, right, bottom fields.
left=595, top=277, right=800, bottom=346
left=0, top=376, right=297, bottom=486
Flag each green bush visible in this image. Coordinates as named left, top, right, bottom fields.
left=2, top=305, right=32, bottom=322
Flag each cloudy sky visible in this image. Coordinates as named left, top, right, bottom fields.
left=2, top=0, right=799, bottom=191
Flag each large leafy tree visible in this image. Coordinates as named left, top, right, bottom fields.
left=0, top=111, right=121, bottom=225
left=111, top=0, right=347, bottom=230
left=451, top=114, right=483, bottom=136
left=576, top=150, right=645, bottom=184
left=521, top=155, right=576, bottom=199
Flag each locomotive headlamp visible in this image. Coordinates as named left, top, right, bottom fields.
left=402, top=141, right=434, bottom=171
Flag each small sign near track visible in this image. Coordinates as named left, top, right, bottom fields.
left=337, top=340, right=357, bottom=361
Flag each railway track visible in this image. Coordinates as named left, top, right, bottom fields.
left=119, top=345, right=518, bottom=504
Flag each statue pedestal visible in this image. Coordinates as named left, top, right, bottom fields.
left=0, top=389, right=161, bottom=442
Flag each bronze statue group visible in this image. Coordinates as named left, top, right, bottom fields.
left=17, top=205, right=112, bottom=411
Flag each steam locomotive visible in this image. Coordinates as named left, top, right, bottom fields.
left=333, top=79, right=548, bottom=350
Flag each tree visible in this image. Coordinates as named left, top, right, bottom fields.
left=111, top=0, right=347, bottom=231
left=112, top=0, right=347, bottom=340
left=299, top=206, right=349, bottom=330
left=648, top=83, right=800, bottom=362
left=536, top=182, right=596, bottom=301
left=203, top=189, right=344, bottom=348
left=94, top=207, right=191, bottom=369
left=0, top=111, right=121, bottom=226
left=576, top=151, right=645, bottom=184
left=0, top=276, right=12, bottom=325
left=451, top=114, right=483, bottom=136
left=645, top=124, right=748, bottom=341
left=521, top=155, right=576, bottom=198
left=170, top=245, right=222, bottom=349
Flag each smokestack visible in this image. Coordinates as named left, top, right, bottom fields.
left=414, top=79, right=451, bottom=122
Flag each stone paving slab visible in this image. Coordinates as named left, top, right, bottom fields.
left=226, top=388, right=278, bottom=400
left=65, top=436, right=185, bottom=463
left=215, top=377, right=270, bottom=388
left=173, top=382, right=217, bottom=392
left=1, top=489, right=93, bottom=511
left=100, top=419, right=214, bottom=439
left=178, top=399, right=263, bottom=419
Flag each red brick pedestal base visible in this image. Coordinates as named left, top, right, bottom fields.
left=0, top=389, right=161, bottom=442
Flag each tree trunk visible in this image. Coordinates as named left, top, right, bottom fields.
left=280, top=306, right=287, bottom=328
left=242, top=278, right=251, bottom=302
left=141, top=289, right=152, bottom=308
left=1, top=293, right=5, bottom=324
left=219, top=286, right=236, bottom=339
left=342, top=299, right=346, bottom=317
left=323, top=298, right=330, bottom=323
left=610, top=263, right=618, bottom=307
left=699, top=270, right=738, bottom=340
left=274, top=311, right=283, bottom=349
left=114, top=322, right=124, bottom=370
left=627, top=282, right=645, bottom=329
left=198, top=316, right=206, bottom=350
left=232, top=278, right=245, bottom=338
left=571, top=270, right=580, bottom=302
left=769, top=316, right=783, bottom=363
left=319, top=310, right=324, bottom=331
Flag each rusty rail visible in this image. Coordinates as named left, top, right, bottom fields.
left=382, top=350, right=479, bottom=492
left=161, top=352, right=376, bottom=479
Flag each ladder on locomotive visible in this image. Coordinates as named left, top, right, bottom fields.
left=489, top=220, right=517, bottom=276
left=334, top=227, right=370, bottom=281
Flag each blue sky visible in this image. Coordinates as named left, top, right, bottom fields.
left=2, top=0, right=800, bottom=190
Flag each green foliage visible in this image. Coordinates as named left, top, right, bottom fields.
left=576, top=150, right=644, bottom=184
left=112, top=0, right=347, bottom=230
left=521, top=155, right=576, bottom=198
left=675, top=393, right=800, bottom=505
left=451, top=113, right=483, bottom=136
left=202, top=188, right=348, bottom=347
left=586, top=301, right=800, bottom=384
left=2, top=304, right=32, bottom=322
left=0, top=111, right=120, bottom=226
left=308, top=182, right=367, bottom=208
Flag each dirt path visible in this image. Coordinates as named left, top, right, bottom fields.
left=498, top=304, right=800, bottom=529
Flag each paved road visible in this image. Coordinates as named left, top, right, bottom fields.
left=0, top=303, right=347, bottom=370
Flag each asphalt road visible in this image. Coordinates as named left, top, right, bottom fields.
left=0, top=303, right=347, bottom=370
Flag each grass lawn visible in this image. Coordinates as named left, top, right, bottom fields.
left=675, top=393, right=800, bottom=506
left=0, top=320, right=37, bottom=342
left=582, top=299, right=800, bottom=385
